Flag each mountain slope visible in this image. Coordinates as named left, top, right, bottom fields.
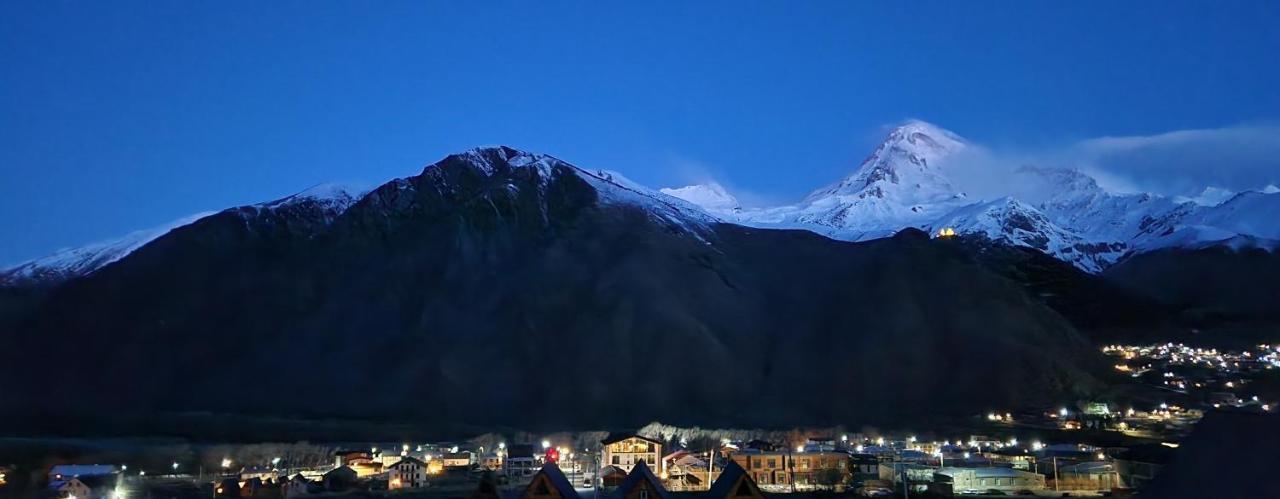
left=0, top=212, right=214, bottom=288
left=1, top=147, right=1106, bottom=433
left=0, top=183, right=369, bottom=289
left=925, top=197, right=1123, bottom=272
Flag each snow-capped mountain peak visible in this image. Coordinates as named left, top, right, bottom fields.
left=713, top=121, right=972, bottom=240
left=1174, top=186, right=1236, bottom=207
left=659, top=182, right=741, bottom=212
left=805, top=119, right=967, bottom=202
left=269, top=182, right=369, bottom=205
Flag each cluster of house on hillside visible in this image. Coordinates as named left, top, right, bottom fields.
left=34, top=430, right=1177, bottom=498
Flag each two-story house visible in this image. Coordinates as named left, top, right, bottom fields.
left=388, top=456, right=429, bottom=490
left=602, top=433, right=663, bottom=475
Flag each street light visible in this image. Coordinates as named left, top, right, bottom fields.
left=171, top=462, right=178, bottom=471
left=542, top=440, right=551, bottom=450
left=221, top=458, right=232, bottom=469
left=271, top=457, right=281, bottom=467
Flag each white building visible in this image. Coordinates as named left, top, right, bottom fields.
left=443, top=451, right=474, bottom=468
left=601, top=433, right=663, bottom=474
left=934, top=467, right=1045, bottom=494
left=387, top=457, right=429, bottom=490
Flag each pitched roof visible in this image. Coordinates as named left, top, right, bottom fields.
left=612, top=461, right=670, bottom=499
left=525, top=463, right=579, bottom=499
left=599, top=465, right=629, bottom=478
left=602, top=432, right=662, bottom=446
left=324, top=465, right=357, bottom=478
left=388, top=456, right=426, bottom=467
left=707, top=460, right=757, bottom=499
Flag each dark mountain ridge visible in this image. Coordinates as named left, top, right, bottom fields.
left=0, top=147, right=1111, bottom=434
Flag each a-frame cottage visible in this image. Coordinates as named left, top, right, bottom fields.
left=705, top=461, right=764, bottom=499
left=516, top=463, right=581, bottom=499
left=612, top=461, right=671, bottom=499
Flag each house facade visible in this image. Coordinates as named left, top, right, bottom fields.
left=54, top=478, right=91, bottom=499
left=602, top=434, right=663, bottom=475
left=504, top=444, right=538, bottom=478
left=729, top=450, right=850, bottom=489
left=933, top=467, right=1045, bottom=494
left=388, top=456, right=429, bottom=490
left=730, top=451, right=789, bottom=487
left=443, top=451, right=474, bottom=469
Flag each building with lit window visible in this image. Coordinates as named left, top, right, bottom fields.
left=602, top=433, right=663, bottom=475
left=388, top=456, right=428, bottom=490
left=932, top=467, right=1045, bottom=494
left=728, top=449, right=849, bottom=490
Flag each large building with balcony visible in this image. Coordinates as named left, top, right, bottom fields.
left=602, top=433, right=664, bottom=475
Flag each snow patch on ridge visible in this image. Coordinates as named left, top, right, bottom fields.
left=659, top=183, right=742, bottom=212
left=1, top=212, right=215, bottom=286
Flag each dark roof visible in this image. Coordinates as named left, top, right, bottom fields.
left=612, top=461, right=670, bottom=499
left=1141, top=411, right=1280, bottom=499
left=507, top=444, right=535, bottom=459
left=743, top=440, right=776, bottom=451
left=599, top=465, right=628, bottom=478
left=707, top=460, right=754, bottom=499
left=602, top=432, right=663, bottom=445
left=389, top=456, right=426, bottom=467
left=527, top=463, right=580, bottom=499
left=75, top=475, right=116, bottom=489
left=324, top=466, right=358, bottom=478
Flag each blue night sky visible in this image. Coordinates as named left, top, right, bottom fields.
left=2, top=1, right=1279, bottom=264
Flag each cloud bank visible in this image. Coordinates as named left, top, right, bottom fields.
left=1073, top=124, right=1280, bottom=196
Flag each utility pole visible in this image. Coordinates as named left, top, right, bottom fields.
left=707, top=445, right=715, bottom=491
left=1053, top=456, right=1059, bottom=492
left=900, top=465, right=910, bottom=499
left=789, top=451, right=796, bottom=494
